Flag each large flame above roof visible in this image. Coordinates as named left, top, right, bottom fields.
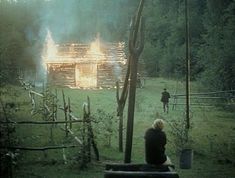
left=43, top=31, right=106, bottom=64
left=85, top=35, right=105, bottom=61
left=44, top=29, right=57, bottom=62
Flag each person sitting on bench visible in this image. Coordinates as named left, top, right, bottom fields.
left=144, top=119, right=172, bottom=165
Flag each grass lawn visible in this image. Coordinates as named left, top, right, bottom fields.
left=1, top=78, right=235, bottom=178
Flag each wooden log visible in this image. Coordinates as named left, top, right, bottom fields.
left=67, top=129, right=83, bottom=145
left=29, top=90, right=44, bottom=97
left=105, top=163, right=175, bottom=171
left=104, top=170, right=179, bottom=178
left=0, top=120, right=84, bottom=125
left=104, top=163, right=179, bottom=178
left=172, top=90, right=235, bottom=97
left=173, top=96, right=234, bottom=99
left=69, top=113, right=80, bottom=121
left=0, top=145, right=80, bottom=151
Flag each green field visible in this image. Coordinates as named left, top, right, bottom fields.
left=1, top=78, right=235, bottom=178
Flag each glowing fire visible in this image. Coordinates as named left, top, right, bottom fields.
left=43, top=29, right=57, bottom=63
left=43, top=31, right=105, bottom=63
left=86, top=36, right=105, bottom=61
left=43, top=31, right=126, bottom=88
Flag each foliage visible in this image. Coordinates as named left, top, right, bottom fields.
left=166, top=116, right=193, bottom=153
left=0, top=89, right=19, bottom=178
left=93, top=109, right=117, bottom=147
left=142, top=0, right=235, bottom=91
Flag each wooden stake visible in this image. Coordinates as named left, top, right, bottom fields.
left=62, top=148, right=67, bottom=164
left=68, top=97, right=72, bottom=129
left=62, top=90, right=68, bottom=137
left=55, top=89, right=58, bottom=121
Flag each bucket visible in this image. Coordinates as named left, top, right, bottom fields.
left=179, top=149, right=193, bottom=169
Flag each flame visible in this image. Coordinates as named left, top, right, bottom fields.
left=86, top=36, right=105, bottom=61
left=44, top=29, right=57, bottom=62
left=42, top=31, right=126, bottom=88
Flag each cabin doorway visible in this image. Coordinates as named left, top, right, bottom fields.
left=75, top=63, right=97, bottom=88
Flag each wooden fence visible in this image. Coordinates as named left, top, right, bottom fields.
left=1, top=78, right=99, bottom=168
left=171, top=90, right=235, bottom=110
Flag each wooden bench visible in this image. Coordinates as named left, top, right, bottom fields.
left=104, top=163, right=179, bottom=178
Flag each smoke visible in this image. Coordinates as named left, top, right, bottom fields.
left=22, top=0, right=137, bottom=80
left=36, top=0, right=137, bottom=43
left=109, top=48, right=122, bottom=81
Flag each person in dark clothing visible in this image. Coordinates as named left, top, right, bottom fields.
left=144, top=119, right=171, bottom=165
left=161, top=88, right=171, bottom=113
left=137, top=73, right=142, bottom=88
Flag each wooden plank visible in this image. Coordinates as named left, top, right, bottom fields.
left=29, top=90, right=44, bottom=97
left=173, top=90, right=235, bottom=97
left=69, top=113, right=80, bottom=121
left=0, top=145, right=80, bottom=151
left=0, top=120, right=84, bottom=125
left=173, top=96, right=233, bottom=99
left=67, top=129, right=83, bottom=145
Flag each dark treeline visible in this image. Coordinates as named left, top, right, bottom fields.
left=0, top=0, right=234, bottom=91
left=143, top=0, right=235, bottom=91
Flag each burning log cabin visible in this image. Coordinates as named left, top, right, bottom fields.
left=45, top=41, right=127, bottom=88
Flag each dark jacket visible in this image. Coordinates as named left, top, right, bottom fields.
left=144, top=128, right=167, bottom=165
left=161, top=91, right=170, bottom=103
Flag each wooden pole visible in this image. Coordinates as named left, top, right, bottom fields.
left=68, top=97, right=72, bottom=129
left=62, top=90, right=68, bottom=137
left=1, top=145, right=80, bottom=151
left=52, top=96, right=55, bottom=122
left=116, top=81, right=124, bottom=152
left=55, top=89, right=58, bottom=121
left=87, top=119, right=91, bottom=163
left=62, top=148, right=67, bottom=164
left=86, top=97, right=91, bottom=162
left=81, top=104, right=87, bottom=167
left=185, top=0, right=190, bottom=130
left=50, top=124, right=54, bottom=143
left=0, top=120, right=85, bottom=125
left=124, top=0, right=145, bottom=163
left=42, top=82, right=45, bottom=119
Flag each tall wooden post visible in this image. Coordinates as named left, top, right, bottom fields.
left=124, top=0, right=145, bottom=163
left=85, top=98, right=91, bottom=163
left=62, top=90, right=68, bottom=137
left=185, top=0, right=190, bottom=130
left=55, top=89, right=58, bottom=121
left=68, top=97, right=72, bottom=129
left=116, top=80, right=127, bottom=152
left=81, top=103, right=87, bottom=167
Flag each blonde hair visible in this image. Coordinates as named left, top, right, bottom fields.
left=152, top=119, right=164, bottom=130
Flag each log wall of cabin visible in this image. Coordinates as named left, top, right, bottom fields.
left=47, top=63, right=75, bottom=87
left=47, top=62, right=126, bottom=88
left=97, top=62, right=126, bottom=88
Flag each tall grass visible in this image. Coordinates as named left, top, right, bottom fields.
left=1, top=78, right=235, bottom=178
